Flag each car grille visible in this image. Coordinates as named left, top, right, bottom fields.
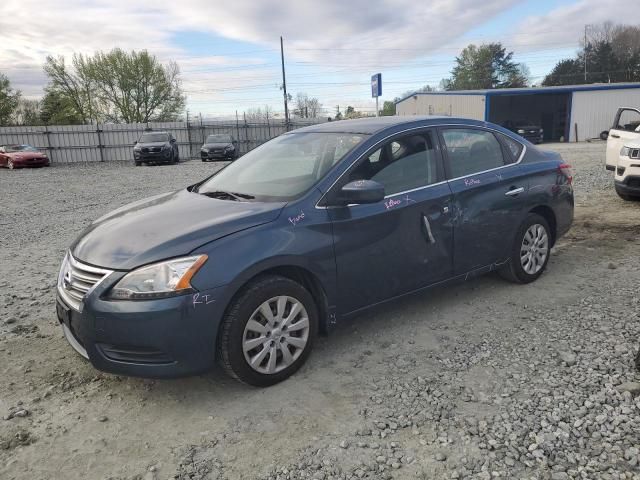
left=210, top=148, right=223, bottom=153
left=57, top=253, right=112, bottom=312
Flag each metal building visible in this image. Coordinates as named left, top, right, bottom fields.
left=395, top=83, right=640, bottom=142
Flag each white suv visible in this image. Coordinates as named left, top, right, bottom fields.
left=606, top=108, right=640, bottom=200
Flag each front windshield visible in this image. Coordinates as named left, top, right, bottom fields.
left=197, top=132, right=368, bottom=201
left=138, top=133, right=169, bottom=143
left=4, top=144, right=38, bottom=152
left=206, top=134, right=232, bottom=143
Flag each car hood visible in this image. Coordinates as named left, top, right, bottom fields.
left=71, top=189, right=286, bottom=270
left=7, top=151, right=46, bottom=159
left=623, top=138, right=640, bottom=148
left=515, top=125, right=542, bottom=131
left=202, top=142, right=233, bottom=149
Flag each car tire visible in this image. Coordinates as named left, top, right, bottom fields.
left=135, top=161, right=142, bottom=166
left=499, top=213, right=551, bottom=284
left=8, top=159, right=15, bottom=169
left=217, top=275, right=318, bottom=387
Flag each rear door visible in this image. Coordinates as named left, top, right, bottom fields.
left=438, top=127, right=530, bottom=275
left=328, top=129, right=454, bottom=313
left=606, top=108, right=640, bottom=171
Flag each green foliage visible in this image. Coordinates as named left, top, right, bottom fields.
left=380, top=101, right=396, bottom=116
left=0, top=73, right=21, bottom=126
left=446, top=43, right=528, bottom=90
left=543, top=23, right=640, bottom=86
left=40, top=89, right=85, bottom=125
left=43, top=49, right=186, bottom=124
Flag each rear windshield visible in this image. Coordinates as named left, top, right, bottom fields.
left=138, top=133, right=169, bottom=143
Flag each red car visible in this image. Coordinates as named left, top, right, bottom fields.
left=0, top=144, right=50, bottom=169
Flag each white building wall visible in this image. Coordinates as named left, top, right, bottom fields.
left=570, top=88, right=640, bottom=141
left=396, top=94, right=485, bottom=121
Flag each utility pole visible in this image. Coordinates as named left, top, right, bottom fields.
left=280, top=36, right=289, bottom=130
left=584, top=24, right=588, bottom=82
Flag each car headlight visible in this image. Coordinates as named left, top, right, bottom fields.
left=620, top=146, right=631, bottom=157
left=134, top=147, right=141, bottom=152
left=517, top=129, right=525, bottom=134
left=201, top=148, right=208, bottom=152
left=107, top=255, right=208, bottom=300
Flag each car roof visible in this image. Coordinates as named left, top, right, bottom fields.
left=288, top=116, right=488, bottom=135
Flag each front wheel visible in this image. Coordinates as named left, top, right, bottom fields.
left=8, top=159, right=15, bottom=169
left=499, top=213, right=551, bottom=284
left=217, top=275, right=318, bottom=386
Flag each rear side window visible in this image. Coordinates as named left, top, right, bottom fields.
left=348, top=132, right=440, bottom=196
left=441, top=128, right=506, bottom=178
left=498, top=134, right=524, bottom=163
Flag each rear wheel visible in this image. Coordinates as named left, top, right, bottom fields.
left=217, top=275, right=318, bottom=386
left=499, top=213, right=551, bottom=284
left=8, top=159, right=15, bottom=169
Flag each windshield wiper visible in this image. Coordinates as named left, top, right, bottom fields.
left=200, top=190, right=255, bottom=201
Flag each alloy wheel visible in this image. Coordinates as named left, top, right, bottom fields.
left=242, top=295, right=310, bottom=374
left=8, top=160, right=14, bottom=169
left=520, top=224, right=549, bottom=275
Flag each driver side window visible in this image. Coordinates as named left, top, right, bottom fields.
left=348, top=132, right=440, bottom=196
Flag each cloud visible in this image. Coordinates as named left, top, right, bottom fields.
left=509, top=0, right=640, bottom=51
left=4, top=0, right=631, bottom=113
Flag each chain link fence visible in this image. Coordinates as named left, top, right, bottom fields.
left=0, top=118, right=325, bottom=164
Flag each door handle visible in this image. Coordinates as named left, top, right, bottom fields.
left=610, top=133, right=620, bottom=138
left=505, top=187, right=525, bottom=197
left=422, top=215, right=436, bottom=244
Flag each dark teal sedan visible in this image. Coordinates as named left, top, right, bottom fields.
left=57, top=116, right=574, bottom=386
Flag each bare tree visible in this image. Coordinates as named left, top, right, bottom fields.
left=294, top=93, right=322, bottom=118
left=245, top=105, right=275, bottom=122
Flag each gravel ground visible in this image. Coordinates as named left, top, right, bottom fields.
left=1, top=142, right=639, bottom=480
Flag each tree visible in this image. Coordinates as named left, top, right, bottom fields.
left=446, top=43, right=527, bottom=90
left=83, top=49, right=185, bottom=123
left=13, top=99, right=41, bottom=125
left=543, top=22, right=640, bottom=86
left=40, top=89, right=85, bottom=125
left=294, top=93, right=322, bottom=118
left=542, top=59, right=583, bottom=86
left=0, top=73, right=21, bottom=126
left=245, top=105, right=274, bottom=121
left=380, top=101, right=396, bottom=116
left=43, top=55, right=94, bottom=123
left=43, top=49, right=186, bottom=124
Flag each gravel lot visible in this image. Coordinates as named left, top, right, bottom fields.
left=1, top=142, right=639, bottom=480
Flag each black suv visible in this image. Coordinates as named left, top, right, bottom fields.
left=503, top=120, right=544, bottom=144
left=201, top=134, right=238, bottom=161
left=133, top=132, right=179, bottom=166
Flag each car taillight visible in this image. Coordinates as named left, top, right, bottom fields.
left=559, top=163, right=573, bottom=184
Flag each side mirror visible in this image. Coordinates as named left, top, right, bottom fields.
left=336, top=180, right=385, bottom=205
left=170, top=138, right=176, bottom=143
left=133, top=141, right=138, bottom=145
left=232, top=140, right=238, bottom=145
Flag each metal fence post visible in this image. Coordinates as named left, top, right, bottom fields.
left=96, top=123, right=105, bottom=162
left=186, top=111, right=192, bottom=160
left=44, top=125, right=53, bottom=164
left=243, top=112, right=248, bottom=154
left=235, top=111, right=241, bottom=155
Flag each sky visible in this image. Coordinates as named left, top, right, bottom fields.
left=2, top=0, right=638, bottom=119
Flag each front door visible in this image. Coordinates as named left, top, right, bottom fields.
left=327, top=129, right=454, bottom=314
left=438, top=127, right=530, bottom=275
left=606, top=108, right=640, bottom=171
